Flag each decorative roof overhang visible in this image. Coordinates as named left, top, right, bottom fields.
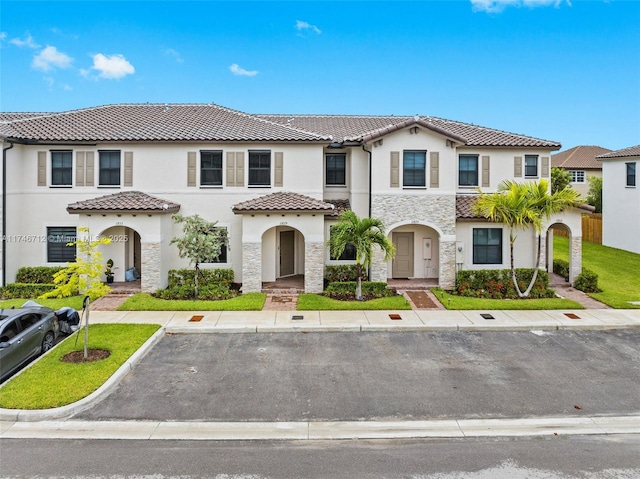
left=67, top=190, right=180, bottom=214
left=232, top=191, right=336, bottom=215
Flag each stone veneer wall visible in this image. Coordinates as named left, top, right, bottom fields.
left=141, top=242, right=161, bottom=293
left=304, top=241, right=325, bottom=293
left=570, top=235, right=582, bottom=284
left=241, top=242, right=262, bottom=293
left=371, top=194, right=457, bottom=289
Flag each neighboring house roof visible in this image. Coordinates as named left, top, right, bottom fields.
left=232, top=192, right=336, bottom=214
left=2, top=104, right=330, bottom=143
left=67, top=191, right=180, bottom=214
left=552, top=145, right=611, bottom=169
left=596, top=145, right=640, bottom=159
left=0, top=103, right=560, bottom=148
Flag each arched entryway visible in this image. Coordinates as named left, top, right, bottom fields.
left=261, top=225, right=305, bottom=286
left=387, top=223, right=441, bottom=283
left=98, top=226, right=142, bottom=284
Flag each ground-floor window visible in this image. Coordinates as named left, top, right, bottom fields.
left=47, top=227, right=77, bottom=263
left=204, top=227, right=228, bottom=263
left=329, top=226, right=357, bottom=261
left=473, top=228, right=502, bottom=264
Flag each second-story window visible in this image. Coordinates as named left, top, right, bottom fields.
left=525, top=155, right=539, bottom=177
left=627, top=162, right=636, bottom=187
left=99, top=150, right=121, bottom=186
left=249, top=150, right=271, bottom=186
left=326, top=153, right=346, bottom=186
left=459, top=154, right=479, bottom=187
left=403, top=150, right=426, bottom=187
left=201, top=150, right=223, bottom=186
left=51, top=150, right=72, bottom=186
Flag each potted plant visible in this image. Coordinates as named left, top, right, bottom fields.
left=105, top=259, right=115, bottom=284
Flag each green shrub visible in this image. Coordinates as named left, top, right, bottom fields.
left=0, top=283, right=56, bottom=299
left=156, top=268, right=236, bottom=300
left=553, top=259, right=570, bottom=279
left=455, top=268, right=554, bottom=299
left=324, top=265, right=368, bottom=283
left=167, top=268, right=234, bottom=288
left=324, top=281, right=394, bottom=300
left=574, top=268, right=601, bottom=293
left=15, top=266, right=65, bottom=284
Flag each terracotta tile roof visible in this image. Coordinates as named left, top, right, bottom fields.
left=552, top=145, right=611, bottom=169
left=1, top=103, right=560, bottom=148
left=258, top=113, right=560, bottom=148
left=456, top=193, right=595, bottom=220
left=232, top=192, right=336, bottom=214
left=596, top=145, right=640, bottom=159
left=325, top=199, right=351, bottom=217
left=67, top=191, right=180, bottom=214
left=456, top=195, right=484, bottom=220
left=3, top=104, right=330, bottom=142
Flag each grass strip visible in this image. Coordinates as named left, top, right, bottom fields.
left=0, top=296, right=85, bottom=310
left=0, top=323, right=160, bottom=409
left=118, top=292, right=266, bottom=311
left=297, top=294, right=411, bottom=310
left=433, top=288, right=583, bottom=310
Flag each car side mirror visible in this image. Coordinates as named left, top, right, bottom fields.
left=0, top=341, right=10, bottom=349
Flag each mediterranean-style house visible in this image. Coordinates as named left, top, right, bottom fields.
left=552, top=145, right=611, bottom=197
left=0, top=104, right=591, bottom=293
left=597, top=145, right=640, bottom=254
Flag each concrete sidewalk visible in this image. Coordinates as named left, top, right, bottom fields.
left=1, top=307, right=640, bottom=440
left=86, top=307, right=640, bottom=333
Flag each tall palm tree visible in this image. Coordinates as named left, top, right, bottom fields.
left=473, top=179, right=583, bottom=297
left=328, top=211, right=396, bottom=300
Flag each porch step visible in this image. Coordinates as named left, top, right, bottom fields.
left=261, top=288, right=304, bottom=295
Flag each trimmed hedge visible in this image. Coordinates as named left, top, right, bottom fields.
left=324, top=281, right=395, bottom=300
left=0, top=283, right=56, bottom=299
left=155, top=268, right=237, bottom=300
left=553, top=259, right=570, bottom=280
left=455, top=268, right=555, bottom=299
left=575, top=268, right=601, bottom=293
left=324, top=265, right=368, bottom=283
left=15, top=266, right=65, bottom=284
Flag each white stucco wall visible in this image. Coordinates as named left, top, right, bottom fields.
left=602, top=157, right=640, bottom=254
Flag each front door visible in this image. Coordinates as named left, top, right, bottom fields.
left=392, top=232, right=414, bottom=278
left=280, top=230, right=295, bottom=277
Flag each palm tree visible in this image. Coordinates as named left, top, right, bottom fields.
left=473, top=179, right=583, bottom=298
left=328, top=211, right=396, bottom=300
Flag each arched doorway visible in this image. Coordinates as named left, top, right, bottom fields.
left=546, top=222, right=574, bottom=282
left=98, top=226, right=142, bottom=284
left=387, top=223, right=440, bottom=283
left=261, top=225, right=305, bottom=290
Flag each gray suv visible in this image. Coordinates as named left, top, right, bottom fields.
left=0, top=306, right=59, bottom=382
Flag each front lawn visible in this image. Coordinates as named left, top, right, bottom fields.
left=554, top=236, right=640, bottom=309
left=0, top=323, right=159, bottom=409
left=0, top=296, right=85, bottom=310
left=297, top=293, right=411, bottom=310
left=118, top=292, right=266, bottom=311
left=433, top=288, right=583, bottom=310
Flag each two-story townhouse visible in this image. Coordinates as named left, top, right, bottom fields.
left=1, top=104, right=590, bottom=294
left=597, top=145, right=640, bottom=254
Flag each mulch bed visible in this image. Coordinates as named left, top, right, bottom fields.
left=61, top=349, right=111, bottom=363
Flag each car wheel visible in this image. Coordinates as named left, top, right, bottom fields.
left=41, top=332, right=55, bottom=354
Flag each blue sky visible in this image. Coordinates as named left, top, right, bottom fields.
left=1, top=0, right=639, bottom=151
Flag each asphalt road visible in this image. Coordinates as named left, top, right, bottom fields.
left=75, top=330, right=640, bottom=421
left=2, top=436, right=640, bottom=478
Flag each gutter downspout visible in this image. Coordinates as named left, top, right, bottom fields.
left=2, top=141, right=14, bottom=287
left=361, top=143, right=372, bottom=217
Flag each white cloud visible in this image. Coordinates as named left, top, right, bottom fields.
left=295, top=20, right=322, bottom=35
left=0, top=32, right=6, bottom=41
left=10, top=32, right=40, bottom=48
left=90, top=53, right=135, bottom=79
left=32, top=46, right=73, bottom=71
left=471, top=0, right=571, bottom=13
left=164, top=48, right=183, bottom=63
left=229, top=63, right=258, bottom=77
